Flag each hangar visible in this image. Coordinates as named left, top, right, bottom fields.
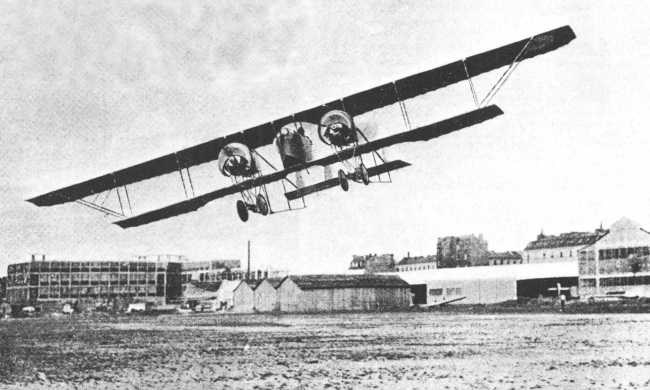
left=276, top=274, right=410, bottom=313
left=394, top=261, right=578, bottom=305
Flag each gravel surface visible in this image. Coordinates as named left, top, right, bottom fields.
left=1, top=312, right=649, bottom=389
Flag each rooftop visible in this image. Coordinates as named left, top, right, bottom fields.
left=285, top=274, right=409, bottom=290
left=487, top=251, right=522, bottom=260
left=397, top=255, right=437, bottom=266
left=524, top=230, right=607, bottom=250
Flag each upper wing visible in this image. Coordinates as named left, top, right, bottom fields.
left=27, top=26, right=573, bottom=208
left=113, top=105, right=503, bottom=228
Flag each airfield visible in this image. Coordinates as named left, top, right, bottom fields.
left=1, top=311, right=649, bottom=389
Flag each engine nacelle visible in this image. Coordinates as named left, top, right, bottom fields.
left=275, top=125, right=313, bottom=168
left=217, top=142, right=257, bottom=177
left=318, top=110, right=357, bottom=147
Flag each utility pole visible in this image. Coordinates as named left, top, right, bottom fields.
left=247, top=240, right=251, bottom=281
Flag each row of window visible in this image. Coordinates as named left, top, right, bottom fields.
left=535, top=250, right=573, bottom=260
left=398, top=264, right=436, bottom=272
left=598, top=247, right=650, bottom=260
left=11, top=263, right=165, bottom=273
left=580, top=275, right=650, bottom=287
left=35, top=285, right=161, bottom=298
left=429, top=287, right=463, bottom=296
left=24, top=280, right=159, bottom=287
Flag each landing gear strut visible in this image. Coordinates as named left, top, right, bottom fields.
left=256, top=194, right=269, bottom=216
left=359, top=163, right=369, bottom=185
left=338, top=169, right=349, bottom=192
left=236, top=194, right=270, bottom=222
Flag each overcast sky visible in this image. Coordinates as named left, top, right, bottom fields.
left=1, top=1, right=649, bottom=276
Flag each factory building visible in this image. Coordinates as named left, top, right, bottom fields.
left=276, top=274, right=410, bottom=313
left=254, top=277, right=283, bottom=312
left=523, top=227, right=607, bottom=264
left=5, top=256, right=182, bottom=308
left=395, top=261, right=578, bottom=305
left=180, top=259, right=242, bottom=283
left=232, top=280, right=257, bottom=313
left=395, top=255, right=437, bottom=272
left=348, top=254, right=396, bottom=273
left=487, top=251, right=523, bottom=266
left=578, top=217, right=650, bottom=298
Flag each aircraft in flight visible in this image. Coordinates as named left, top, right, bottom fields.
left=27, top=26, right=576, bottom=228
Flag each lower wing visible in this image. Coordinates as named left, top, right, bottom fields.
left=114, top=105, right=503, bottom=228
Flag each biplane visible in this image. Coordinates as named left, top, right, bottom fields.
left=27, top=26, right=575, bottom=228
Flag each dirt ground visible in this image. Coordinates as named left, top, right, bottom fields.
left=1, top=312, right=649, bottom=389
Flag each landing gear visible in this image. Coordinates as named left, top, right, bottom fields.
left=236, top=200, right=249, bottom=222
left=359, top=163, right=369, bottom=185
left=236, top=194, right=270, bottom=222
left=338, top=169, right=349, bottom=192
left=256, top=194, right=269, bottom=216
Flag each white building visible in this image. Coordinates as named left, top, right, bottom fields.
left=391, top=261, right=578, bottom=305
left=523, top=228, right=607, bottom=264
left=578, top=217, right=650, bottom=298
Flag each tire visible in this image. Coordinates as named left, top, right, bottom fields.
left=360, top=163, right=369, bottom=185
left=338, top=169, right=349, bottom=192
left=256, top=194, right=270, bottom=216
left=236, top=200, right=249, bottom=222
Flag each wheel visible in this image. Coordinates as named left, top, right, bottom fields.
left=256, top=194, right=269, bottom=216
left=359, top=163, right=369, bottom=185
left=338, top=169, right=349, bottom=192
left=236, top=200, right=249, bottom=222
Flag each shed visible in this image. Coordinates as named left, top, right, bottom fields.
left=254, top=277, right=284, bottom=312
left=232, top=280, right=257, bottom=313
left=215, top=280, right=241, bottom=309
left=277, top=274, right=410, bottom=313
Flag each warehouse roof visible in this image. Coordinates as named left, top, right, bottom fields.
left=524, top=231, right=607, bottom=250
left=284, top=274, right=409, bottom=290
left=487, top=251, right=522, bottom=260
left=257, top=277, right=284, bottom=289
left=397, top=255, right=436, bottom=266
left=390, top=261, right=578, bottom=284
left=234, top=280, right=258, bottom=291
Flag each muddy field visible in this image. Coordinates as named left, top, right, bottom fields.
left=1, top=312, right=649, bottom=389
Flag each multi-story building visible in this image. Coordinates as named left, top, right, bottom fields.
left=5, top=256, right=182, bottom=308
left=523, top=227, right=607, bottom=264
left=348, top=254, right=395, bottom=273
left=487, top=251, right=523, bottom=266
left=578, top=217, right=650, bottom=298
left=395, top=255, right=437, bottom=272
left=437, top=234, right=488, bottom=268
left=181, top=259, right=242, bottom=283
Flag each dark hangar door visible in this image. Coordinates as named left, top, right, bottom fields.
left=410, top=284, right=427, bottom=304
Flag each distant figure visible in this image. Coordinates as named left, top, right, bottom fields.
left=560, top=294, right=566, bottom=312
left=0, top=299, right=11, bottom=319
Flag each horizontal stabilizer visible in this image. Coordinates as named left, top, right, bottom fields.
left=284, top=160, right=411, bottom=201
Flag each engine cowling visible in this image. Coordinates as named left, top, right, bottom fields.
left=217, top=143, right=257, bottom=177
left=318, top=110, right=357, bottom=147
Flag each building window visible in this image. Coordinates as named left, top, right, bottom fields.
left=429, top=288, right=443, bottom=296
left=560, top=252, right=563, bottom=258
left=569, top=250, right=572, bottom=257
